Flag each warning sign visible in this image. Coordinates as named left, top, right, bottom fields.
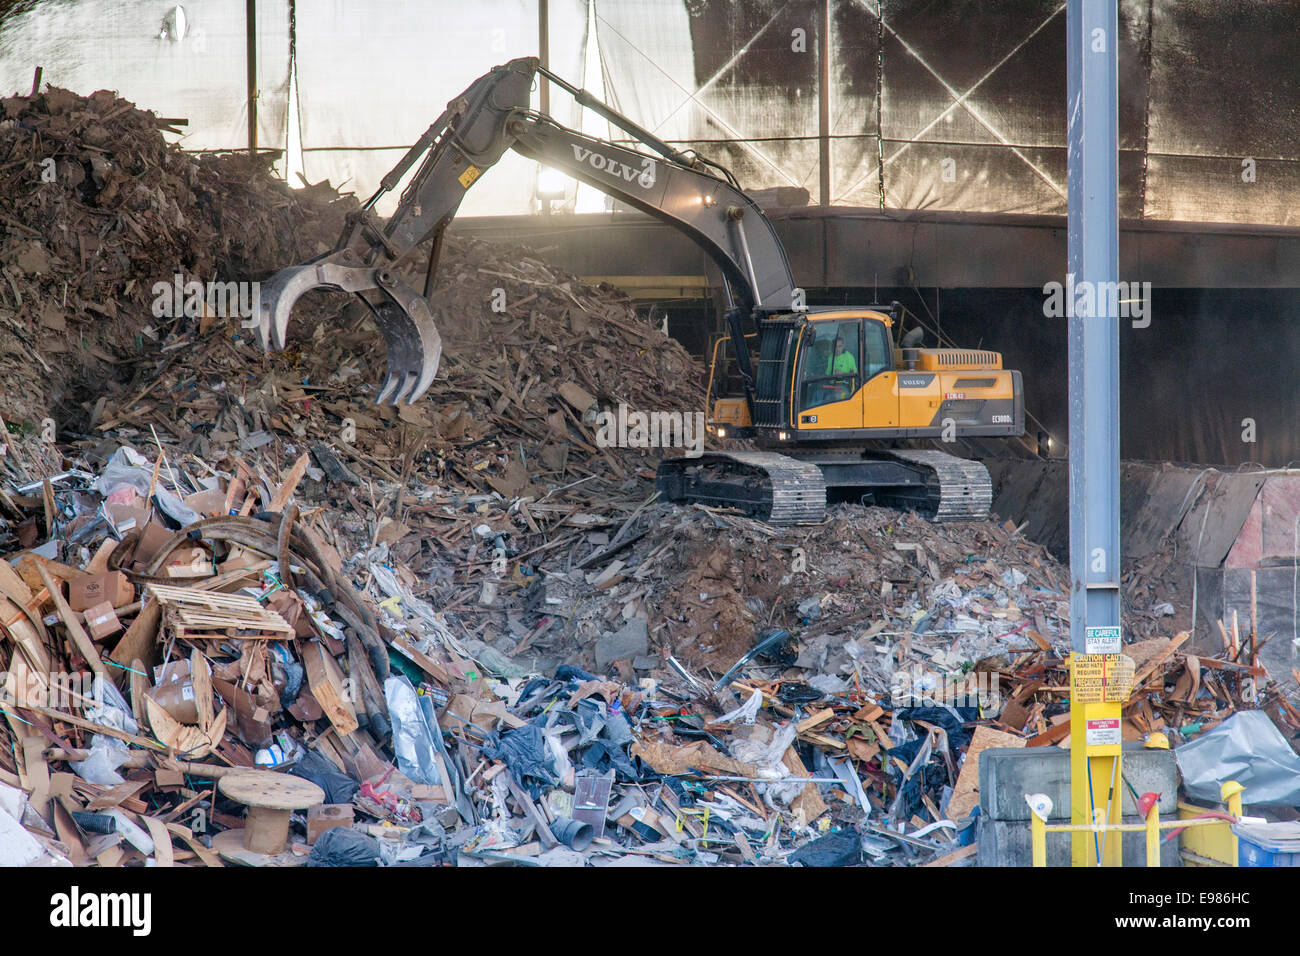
left=1071, top=654, right=1136, bottom=703
left=1085, top=625, right=1121, bottom=654
left=1086, top=717, right=1122, bottom=747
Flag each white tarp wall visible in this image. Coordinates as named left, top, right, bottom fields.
left=0, top=0, right=289, bottom=152
left=0, top=0, right=588, bottom=215
left=293, top=0, right=588, bottom=215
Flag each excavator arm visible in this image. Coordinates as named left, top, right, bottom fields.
left=254, top=56, right=797, bottom=405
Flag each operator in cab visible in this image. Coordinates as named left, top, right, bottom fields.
left=827, top=334, right=857, bottom=376
left=823, top=332, right=858, bottom=402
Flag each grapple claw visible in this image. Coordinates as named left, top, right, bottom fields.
left=253, top=256, right=441, bottom=406
left=369, top=276, right=442, bottom=405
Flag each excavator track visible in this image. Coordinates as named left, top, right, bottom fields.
left=656, top=447, right=992, bottom=524
left=655, top=451, right=827, bottom=524
left=874, top=448, right=993, bottom=522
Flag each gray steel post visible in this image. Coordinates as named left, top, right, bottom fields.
left=1066, top=0, right=1121, bottom=653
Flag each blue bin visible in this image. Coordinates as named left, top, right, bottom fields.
left=1234, top=822, right=1300, bottom=867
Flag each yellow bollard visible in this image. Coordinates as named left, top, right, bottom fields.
left=1031, top=812, right=1047, bottom=867
left=1145, top=800, right=1160, bottom=867
left=1221, top=780, right=1244, bottom=867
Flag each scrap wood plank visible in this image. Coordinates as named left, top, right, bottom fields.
left=946, top=725, right=1025, bottom=820
left=303, top=640, right=358, bottom=737
left=1025, top=718, right=1072, bottom=747
left=796, top=708, right=834, bottom=734
left=51, top=800, right=89, bottom=866
left=1193, top=655, right=1267, bottom=678
left=268, top=452, right=311, bottom=513
left=922, top=844, right=978, bottom=867
left=30, top=705, right=167, bottom=752
left=86, top=779, right=151, bottom=811
left=109, top=599, right=161, bottom=673
left=36, top=561, right=107, bottom=679
left=1132, top=631, right=1190, bottom=687
left=0, top=558, right=50, bottom=643
left=2, top=594, right=52, bottom=675
left=165, top=823, right=223, bottom=867
left=139, top=815, right=174, bottom=867
left=21, top=737, right=50, bottom=821
left=388, top=633, right=453, bottom=685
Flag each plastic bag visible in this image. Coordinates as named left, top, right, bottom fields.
left=481, top=724, right=558, bottom=794
left=307, top=828, right=379, bottom=867
left=71, top=735, right=130, bottom=785
left=385, top=675, right=443, bottom=786
left=72, top=679, right=138, bottom=785
left=289, top=751, right=359, bottom=804
left=714, top=688, right=763, bottom=725
left=95, top=447, right=201, bottom=526
left=789, top=828, right=863, bottom=867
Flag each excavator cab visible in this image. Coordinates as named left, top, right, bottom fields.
left=791, top=311, right=900, bottom=435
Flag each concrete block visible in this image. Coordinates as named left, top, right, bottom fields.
left=979, top=743, right=1178, bottom=821
left=975, top=815, right=1182, bottom=867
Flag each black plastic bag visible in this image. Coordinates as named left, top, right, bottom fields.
left=789, top=829, right=862, bottom=867
left=290, top=750, right=359, bottom=804
left=481, top=724, right=558, bottom=796
left=307, top=828, right=380, bottom=867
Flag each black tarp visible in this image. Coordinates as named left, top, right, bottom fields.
left=599, top=0, right=1300, bottom=223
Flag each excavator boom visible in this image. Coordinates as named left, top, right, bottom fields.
left=253, top=57, right=796, bottom=405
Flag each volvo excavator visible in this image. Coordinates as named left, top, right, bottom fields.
left=253, top=57, right=1024, bottom=524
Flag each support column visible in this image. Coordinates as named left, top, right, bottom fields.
left=539, top=0, right=550, bottom=115
left=245, top=0, right=258, bottom=155
left=818, top=0, right=831, bottom=206
left=1067, top=0, right=1122, bottom=866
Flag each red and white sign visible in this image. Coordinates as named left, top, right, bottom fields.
left=1085, top=717, right=1121, bottom=747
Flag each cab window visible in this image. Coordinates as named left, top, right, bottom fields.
left=863, top=319, right=891, bottom=379
left=798, top=321, right=860, bottom=410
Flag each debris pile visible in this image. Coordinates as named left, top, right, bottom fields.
left=0, top=84, right=353, bottom=424
left=6, top=437, right=1257, bottom=868
left=0, top=85, right=1291, bottom=869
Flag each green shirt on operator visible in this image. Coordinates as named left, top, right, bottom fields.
left=827, top=345, right=857, bottom=376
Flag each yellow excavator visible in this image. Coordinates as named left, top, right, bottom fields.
left=253, top=57, right=1023, bottom=524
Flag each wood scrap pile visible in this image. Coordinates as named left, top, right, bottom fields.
left=0, top=450, right=426, bottom=865
left=963, top=621, right=1296, bottom=754
left=53, top=232, right=709, bottom=663
left=0, top=83, right=354, bottom=424
left=0, top=432, right=1292, bottom=866
left=0, top=85, right=711, bottom=686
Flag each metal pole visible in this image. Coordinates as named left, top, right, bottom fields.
left=1067, top=0, right=1122, bottom=866
left=245, top=0, right=257, bottom=155
left=539, top=0, right=550, bottom=116
left=818, top=0, right=831, bottom=206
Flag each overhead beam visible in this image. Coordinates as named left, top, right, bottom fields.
left=451, top=209, right=1300, bottom=290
